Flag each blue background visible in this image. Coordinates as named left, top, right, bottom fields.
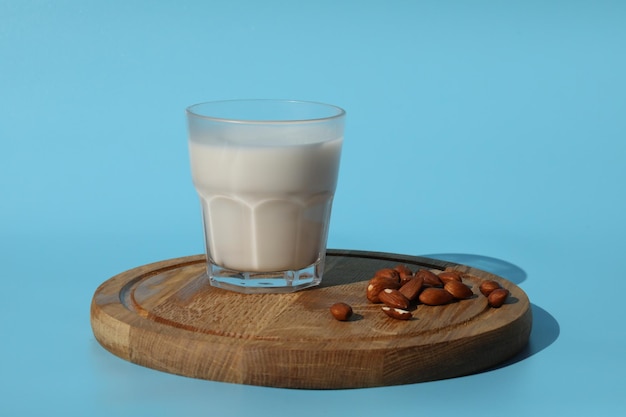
left=1, top=0, right=625, bottom=416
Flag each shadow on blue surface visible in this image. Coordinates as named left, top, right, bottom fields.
left=422, top=253, right=559, bottom=372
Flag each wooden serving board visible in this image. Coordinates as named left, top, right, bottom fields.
left=90, top=250, right=531, bottom=389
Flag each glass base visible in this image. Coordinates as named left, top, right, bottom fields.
left=206, top=259, right=324, bottom=294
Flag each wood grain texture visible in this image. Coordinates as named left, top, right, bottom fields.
left=90, top=250, right=532, bottom=389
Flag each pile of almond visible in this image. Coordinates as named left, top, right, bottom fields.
left=330, top=265, right=509, bottom=321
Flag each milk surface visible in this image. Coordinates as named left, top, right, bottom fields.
left=189, top=136, right=343, bottom=272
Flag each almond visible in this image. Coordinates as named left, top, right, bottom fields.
left=444, top=280, right=474, bottom=300
left=381, top=306, right=412, bottom=320
left=374, top=268, right=401, bottom=282
left=399, top=275, right=424, bottom=301
left=366, top=276, right=401, bottom=303
left=329, top=302, right=353, bottom=321
left=419, top=287, right=454, bottom=306
left=379, top=288, right=410, bottom=310
left=438, top=271, right=463, bottom=284
left=479, top=280, right=501, bottom=297
left=442, top=269, right=465, bottom=280
left=394, top=264, right=414, bottom=284
left=415, top=269, right=442, bottom=287
left=488, top=288, right=509, bottom=308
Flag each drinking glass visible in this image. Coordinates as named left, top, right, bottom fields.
left=186, top=99, right=346, bottom=293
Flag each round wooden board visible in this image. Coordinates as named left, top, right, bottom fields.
left=90, top=249, right=532, bottom=389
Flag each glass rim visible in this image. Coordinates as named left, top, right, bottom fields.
left=186, top=99, right=346, bottom=124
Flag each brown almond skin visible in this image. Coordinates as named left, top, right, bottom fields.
left=374, top=268, right=401, bottom=282
left=366, top=276, right=401, bottom=303
left=415, top=269, right=442, bottom=287
left=442, top=269, right=465, bottom=280
left=382, top=306, right=412, bottom=320
left=394, top=264, right=414, bottom=284
left=438, top=271, right=463, bottom=284
left=379, top=288, right=411, bottom=310
left=399, top=275, right=424, bottom=301
left=479, top=280, right=501, bottom=297
left=330, top=302, right=353, bottom=321
left=444, top=280, right=474, bottom=299
left=488, top=288, right=509, bottom=308
left=419, top=287, right=454, bottom=306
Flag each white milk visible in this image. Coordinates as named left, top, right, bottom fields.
left=189, top=136, right=343, bottom=272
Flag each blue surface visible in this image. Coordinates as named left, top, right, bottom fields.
left=1, top=1, right=625, bottom=416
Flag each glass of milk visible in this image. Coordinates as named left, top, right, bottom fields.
left=186, top=100, right=345, bottom=293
